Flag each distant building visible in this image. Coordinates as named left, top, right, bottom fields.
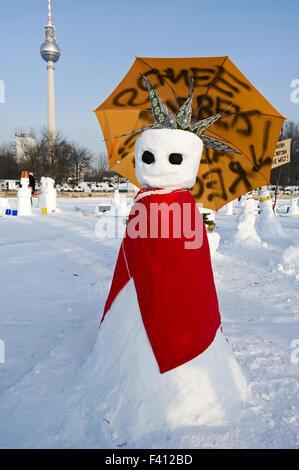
left=14, top=133, right=37, bottom=163
left=102, top=170, right=126, bottom=183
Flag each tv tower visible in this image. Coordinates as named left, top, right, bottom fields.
left=40, top=0, right=61, bottom=144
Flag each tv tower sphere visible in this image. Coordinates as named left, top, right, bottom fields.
left=40, top=27, right=61, bottom=63
left=40, top=0, right=60, bottom=145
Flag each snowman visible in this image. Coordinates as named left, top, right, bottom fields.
left=89, top=76, right=250, bottom=446
left=17, top=171, right=32, bottom=216
left=38, top=176, right=57, bottom=212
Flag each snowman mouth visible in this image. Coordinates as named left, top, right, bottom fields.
left=142, top=171, right=180, bottom=179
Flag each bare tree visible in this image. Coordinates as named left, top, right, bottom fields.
left=98, top=152, right=108, bottom=171
left=89, top=152, right=108, bottom=182
left=15, top=129, right=93, bottom=184
left=0, top=143, right=20, bottom=179
left=19, top=132, right=46, bottom=177
left=68, top=143, right=92, bottom=184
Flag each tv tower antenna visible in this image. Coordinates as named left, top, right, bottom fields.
left=48, top=0, right=52, bottom=24
left=40, top=0, right=61, bottom=149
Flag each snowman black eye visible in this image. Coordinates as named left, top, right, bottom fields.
left=169, top=153, right=183, bottom=165
left=142, top=150, right=155, bottom=164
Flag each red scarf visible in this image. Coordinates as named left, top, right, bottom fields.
left=101, top=188, right=221, bottom=374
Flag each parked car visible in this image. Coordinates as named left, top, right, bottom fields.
left=73, top=186, right=84, bottom=192
left=61, top=184, right=73, bottom=192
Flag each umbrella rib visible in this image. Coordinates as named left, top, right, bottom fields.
left=202, top=147, right=218, bottom=212
left=97, top=108, right=285, bottom=121
left=168, top=85, right=184, bottom=107
left=136, top=57, right=187, bottom=107
left=194, top=56, right=229, bottom=121
left=96, top=108, right=152, bottom=112
left=206, top=128, right=270, bottom=184
left=136, top=56, right=157, bottom=70
left=204, top=130, right=243, bottom=151
left=218, top=110, right=287, bottom=120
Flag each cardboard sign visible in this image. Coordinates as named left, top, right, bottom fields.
left=272, top=138, right=291, bottom=168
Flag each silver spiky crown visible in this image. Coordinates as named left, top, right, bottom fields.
left=111, top=74, right=241, bottom=154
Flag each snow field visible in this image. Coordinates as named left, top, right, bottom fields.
left=0, top=196, right=298, bottom=448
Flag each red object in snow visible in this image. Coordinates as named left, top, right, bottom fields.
left=101, top=188, right=221, bottom=374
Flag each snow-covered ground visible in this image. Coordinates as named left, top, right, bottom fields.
left=0, top=196, right=298, bottom=449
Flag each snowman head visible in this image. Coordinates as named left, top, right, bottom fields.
left=135, top=128, right=203, bottom=189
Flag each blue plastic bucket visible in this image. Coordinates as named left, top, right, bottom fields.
left=5, top=209, right=11, bottom=215
left=12, top=210, right=18, bottom=216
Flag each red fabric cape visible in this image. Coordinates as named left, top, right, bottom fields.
left=101, top=188, right=221, bottom=374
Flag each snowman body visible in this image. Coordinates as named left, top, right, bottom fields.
left=17, top=176, right=32, bottom=216
left=93, top=129, right=249, bottom=445
left=38, top=177, right=57, bottom=212
left=289, top=198, right=299, bottom=215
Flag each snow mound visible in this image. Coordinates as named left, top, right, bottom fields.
left=234, top=199, right=265, bottom=246
left=279, top=243, right=299, bottom=278
left=0, top=197, right=8, bottom=215
left=208, top=232, right=220, bottom=258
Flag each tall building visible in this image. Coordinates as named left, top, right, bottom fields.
left=14, top=133, right=37, bottom=163
left=40, top=0, right=61, bottom=144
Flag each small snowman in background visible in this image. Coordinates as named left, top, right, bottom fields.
left=287, top=197, right=299, bottom=216
left=111, top=189, right=129, bottom=217
left=256, top=185, right=284, bottom=238
left=258, top=186, right=273, bottom=216
left=234, top=197, right=262, bottom=246
left=38, top=177, right=57, bottom=213
left=17, top=171, right=32, bottom=216
left=95, top=189, right=131, bottom=240
left=112, top=188, right=120, bottom=203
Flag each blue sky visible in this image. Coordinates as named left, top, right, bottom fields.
left=1, top=0, right=299, bottom=160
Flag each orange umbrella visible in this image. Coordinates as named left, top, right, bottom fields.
left=94, top=56, right=286, bottom=211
